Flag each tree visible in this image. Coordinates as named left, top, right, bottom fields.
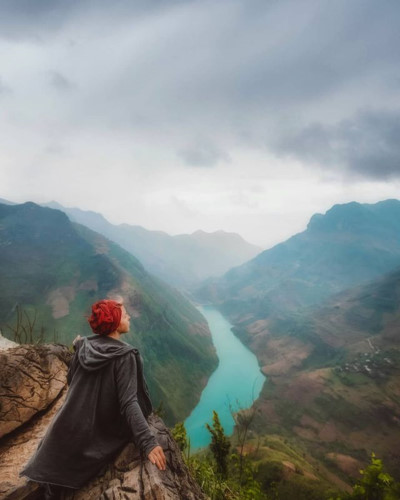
left=205, top=410, right=231, bottom=478
left=230, top=400, right=258, bottom=485
left=4, top=305, right=48, bottom=344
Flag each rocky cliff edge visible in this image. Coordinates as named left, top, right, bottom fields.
left=0, top=342, right=205, bottom=500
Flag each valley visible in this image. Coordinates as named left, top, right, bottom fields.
left=2, top=198, right=400, bottom=496
left=198, top=202, right=400, bottom=486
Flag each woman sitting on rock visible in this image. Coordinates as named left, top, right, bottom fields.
left=20, top=299, right=166, bottom=498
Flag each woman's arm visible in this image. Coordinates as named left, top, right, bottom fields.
left=115, top=352, right=161, bottom=460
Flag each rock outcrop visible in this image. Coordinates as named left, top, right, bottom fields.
left=0, top=343, right=72, bottom=438
left=61, top=415, right=205, bottom=500
left=0, top=343, right=206, bottom=500
left=0, top=385, right=68, bottom=500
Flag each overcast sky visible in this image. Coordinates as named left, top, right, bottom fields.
left=1, top=0, right=400, bottom=247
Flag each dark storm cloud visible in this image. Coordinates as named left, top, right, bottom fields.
left=1, top=0, right=400, bottom=180
left=0, top=0, right=77, bottom=39
left=66, top=0, right=399, bottom=176
left=0, top=0, right=185, bottom=39
left=274, top=110, right=400, bottom=180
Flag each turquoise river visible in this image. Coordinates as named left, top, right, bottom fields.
left=184, top=305, right=266, bottom=450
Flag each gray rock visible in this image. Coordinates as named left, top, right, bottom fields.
left=62, top=415, right=206, bottom=500
left=0, top=344, right=205, bottom=500
left=0, top=386, right=68, bottom=500
left=0, top=344, right=72, bottom=438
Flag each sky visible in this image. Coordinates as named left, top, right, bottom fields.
left=1, top=0, right=400, bottom=248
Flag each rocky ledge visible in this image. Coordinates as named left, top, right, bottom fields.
left=0, top=342, right=205, bottom=500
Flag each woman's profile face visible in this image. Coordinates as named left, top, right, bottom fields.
left=117, top=305, right=131, bottom=334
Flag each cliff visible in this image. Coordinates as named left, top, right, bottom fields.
left=0, top=343, right=205, bottom=500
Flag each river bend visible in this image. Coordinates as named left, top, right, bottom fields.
left=184, top=305, right=266, bottom=450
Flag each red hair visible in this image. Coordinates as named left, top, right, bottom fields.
left=88, top=300, right=122, bottom=335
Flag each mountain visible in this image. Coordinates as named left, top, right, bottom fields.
left=198, top=199, right=400, bottom=321
left=195, top=199, right=400, bottom=481
left=248, top=267, right=400, bottom=479
left=0, top=197, right=15, bottom=205
left=0, top=202, right=218, bottom=424
left=44, top=201, right=262, bottom=289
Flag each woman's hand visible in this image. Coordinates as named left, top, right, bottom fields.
left=148, top=445, right=167, bottom=470
left=72, top=335, right=82, bottom=346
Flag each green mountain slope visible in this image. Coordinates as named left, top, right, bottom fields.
left=198, top=199, right=400, bottom=320
left=195, top=199, right=400, bottom=487
left=0, top=202, right=218, bottom=424
left=242, top=268, right=400, bottom=482
left=44, top=201, right=262, bottom=289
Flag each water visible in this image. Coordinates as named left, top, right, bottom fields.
left=184, top=305, right=266, bottom=450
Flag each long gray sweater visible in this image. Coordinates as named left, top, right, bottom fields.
left=19, top=335, right=159, bottom=489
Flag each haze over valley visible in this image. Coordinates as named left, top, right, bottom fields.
left=1, top=1, right=400, bottom=497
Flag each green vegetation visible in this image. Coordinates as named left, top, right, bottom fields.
left=173, top=413, right=345, bottom=499
left=173, top=417, right=400, bottom=499
left=331, top=454, right=400, bottom=500
left=174, top=412, right=267, bottom=500
left=171, top=421, right=188, bottom=454
left=206, top=410, right=231, bottom=478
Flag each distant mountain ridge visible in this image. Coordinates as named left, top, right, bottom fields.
left=0, top=198, right=15, bottom=205
left=198, top=199, right=400, bottom=320
left=44, top=201, right=262, bottom=289
left=0, top=202, right=218, bottom=424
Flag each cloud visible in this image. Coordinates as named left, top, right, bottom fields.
left=1, top=0, right=400, bottom=245
left=178, top=140, right=230, bottom=167
left=0, top=77, right=11, bottom=95
left=273, top=109, right=400, bottom=180
left=49, top=71, right=75, bottom=92
left=2, top=0, right=399, bottom=167
left=0, top=0, right=185, bottom=40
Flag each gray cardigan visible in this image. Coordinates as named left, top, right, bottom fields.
left=20, top=335, right=159, bottom=489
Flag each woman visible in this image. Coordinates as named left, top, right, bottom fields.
left=20, top=299, right=166, bottom=498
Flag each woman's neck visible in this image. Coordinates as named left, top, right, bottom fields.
left=107, top=330, right=121, bottom=340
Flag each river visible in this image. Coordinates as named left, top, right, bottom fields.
left=184, top=305, right=266, bottom=450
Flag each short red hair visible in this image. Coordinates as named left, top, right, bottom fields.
left=88, top=300, right=122, bottom=335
